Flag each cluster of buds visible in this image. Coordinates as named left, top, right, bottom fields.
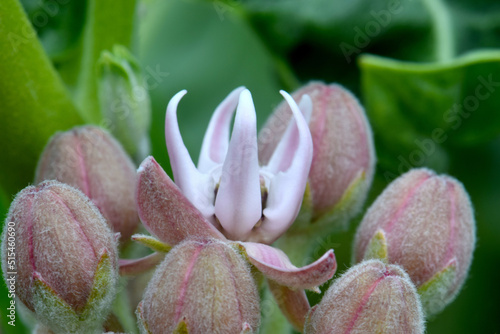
left=35, top=126, right=140, bottom=241
left=353, top=168, right=476, bottom=316
left=0, top=82, right=477, bottom=334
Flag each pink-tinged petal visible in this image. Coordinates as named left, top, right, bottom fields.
left=119, top=252, right=165, bottom=276
left=198, top=86, right=246, bottom=173
left=136, top=156, right=225, bottom=245
left=215, top=90, right=262, bottom=240
left=165, top=90, right=215, bottom=219
left=265, top=95, right=312, bottom=174
left=241, top=242, right=336, bottom=289
left=260, top=91, right=314, bottom=243
left=268, top=279, right=310, bottom=331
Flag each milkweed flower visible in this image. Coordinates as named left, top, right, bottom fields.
left=164, top=87, right=313, bottom=244
left=130, top=88, right=337, bottom=331
left=133, top=155, right=336, bottom=332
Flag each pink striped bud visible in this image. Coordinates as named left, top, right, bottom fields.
left=1, top=181, right=118, bottom=333
left=353, top=168, right=476, bottom=316
left=35, top=125, right=139, bottom=241
left=258, top=82, right=375, bottom=231
left=137, top=239, right=260, bottom=334
left=305, top=260, right=424, bottom=334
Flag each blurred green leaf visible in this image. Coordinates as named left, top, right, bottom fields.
left=360, top=51, right=500, bottom=175
left=237, top=0, right=500, bottom=89
left=0, top=0, right=84, bottom=198
left=20, top=0, right=87, bottom=61
left=138, top=0, right=288, bottom=173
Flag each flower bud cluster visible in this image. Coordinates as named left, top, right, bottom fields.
left=1, top=84, right=477, bottom=334
left=353, top=168, right=476, bottom=316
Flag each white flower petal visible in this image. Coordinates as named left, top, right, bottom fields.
left=165, top=90, right=215, bottom=219
left=265, top=95, right=312, bottom=174
left=198, top=86, right=246, bottom=173
left=215, top=90, right=262, bottom=240
left=260, top=91, right=313, bottom=243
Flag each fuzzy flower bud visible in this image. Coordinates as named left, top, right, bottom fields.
left=353, top=168, right=476, bottom=316
left=305, top=260, right=424, bottom=334
left=97, top=45, right=151, bottom=161
left=137, top=239, right=260, bottom=334
left=35, top=125, right=139, bottom=241
left=258, top=82, right=375, bottom=231
left=1, top=181, right=119, bottom=333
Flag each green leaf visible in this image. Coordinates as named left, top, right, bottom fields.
left=360, top=50, right=500, bottom=173
left=238, top=0, right=500, bottom=90
left=0, top=0, right=84, bottom=199
left=75, top=0, right=138, bottom=123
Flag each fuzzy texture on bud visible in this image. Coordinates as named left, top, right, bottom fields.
left=305, top=260, right=424, bottom=334
left=137, top=239, right=260, bottom=334
left=35, top=125, right=139, bottom=241
left=353, top=168, right=476, bottom=316
left=258, top=82, right=375, bottom=229
left=1, top=181, right=118, bottom=333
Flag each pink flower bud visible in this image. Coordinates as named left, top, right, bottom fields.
left=353, top=168, right=476, bottom=316
left=305, top=260, right=424, bottom=334
left=258, top=82, right=375, bottom=230
left=1, top=181, right=118, bottom=333
left=137, top=239, right=260, bottom=334
left=35, top=125, right=139, bottom=241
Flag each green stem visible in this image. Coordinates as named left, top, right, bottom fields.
left=75, top=0, right=138, bottom=122
left=112, top=277, right=138, bottom=334
left=422, top=0, right=455, bottom=62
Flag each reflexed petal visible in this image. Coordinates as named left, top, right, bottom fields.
left=241, top=242, right=336, bottom=289
left=265, top=95, right=312, bottom=174
left=198, top=86, right=246, bottom=173
left=136, top=156, right=225, bottom=245
left=260, top=91, right=314, bottom=243
left=165, top=90, right=215, bottom=219
left=215, top=90, right=262, bottom=240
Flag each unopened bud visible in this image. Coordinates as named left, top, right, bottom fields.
left=259, top=82, right=375, bottom=231
left=97, top=45, right=151, bottom=161
left=353, top=168, right=476, bottom=316
left=305, top=260, right=424, bottom=334
left=35, top=125, right=139, bottom=241
left=137, top=239, right=260, bottom=334
left=1, top=181, right=118, bottom=333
